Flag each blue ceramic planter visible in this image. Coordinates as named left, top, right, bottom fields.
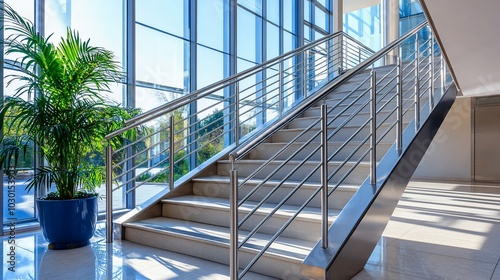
left=37, top=196, right=98, bottom=250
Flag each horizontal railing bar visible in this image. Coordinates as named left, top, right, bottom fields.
left=239, top=177, right=323, bottom=279
left=328, top=147, right=370, bottom=195
left=108, top=33, right=368, bottom=137
left=238, top=149, right=322, bottom=242
left=231, top=21, right=428, bottom=160
left=238, top=128, right=322, bottom=207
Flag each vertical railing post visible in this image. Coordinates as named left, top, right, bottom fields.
left=327, top=39, right=333, bottom=80
left=396, top=56, right=403, bottom=152
left=414, top=34, right=421, bottom=130
left=429, top=32, right=435, bottom=109
left=303, top=50, right=308, bottom=97
left=278, top=61, right=283, bottom=114
left=169, top=114, right=175, bottom=190
left=370, top=70, right=377, bottom=185
left=229, top=155, right=239, bottom=280
left=235, top=81, right=240, bottom=146
left=358, top=46, right=362, bottom=64
left=440, top=52, right=445, bottom=96
left=106, top=143, right=113, bottom=243
left=339, top=34, right=344, bottom=74
left=320, top=103, right=329, bottom=249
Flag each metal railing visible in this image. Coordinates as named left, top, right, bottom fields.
left=228, top=21, right=453, bottom=279
left=104, top=32, right=375, bottom=242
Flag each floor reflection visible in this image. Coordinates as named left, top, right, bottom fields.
left=1, top=223, right=273, bottom=280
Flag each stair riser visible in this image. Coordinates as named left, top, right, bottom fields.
left=217, top=161, right=370, bottom=185
left=192, top=181, right=355, bottom=209
left=249, top=142, right=392, bottom=161
left=303, top=97, right=420, bottom=117
left=332, top=81, right=416, bottom=99
left=272, top=125, right=397, bottom=142
left=125, top=227, right=306, bottom=279
left=289, top=111, right=399, bottom=129
left=162, top=203, right=329, bottom=242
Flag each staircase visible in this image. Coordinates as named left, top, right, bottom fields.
left=106, top=21, right=455, bottom=279
left=121, top=65, right=420, bottom=278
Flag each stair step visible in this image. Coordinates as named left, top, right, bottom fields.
left=217, top=159, right=370, bottom=184
left=124, top=217, right=314, bottom=279
left=289, top=110, right=404, bottom=129
left=271, top=123, right=397, bottom=142
left=120, top=63, right=426, bottom=279
left=249, top=141, right=392, bottom=161
left=161, top=195, right=339, bottom=242
left=192, top=176, right=358, bottom=209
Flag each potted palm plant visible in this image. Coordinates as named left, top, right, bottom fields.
left=0, top=3, right=134, bottom=249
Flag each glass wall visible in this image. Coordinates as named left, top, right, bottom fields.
left=2, top=0, right=36, bottom=224
left=344, top=4, right=382, bottom=51
left=400, top=0, right=425, bottom=34
left=304, top=0, right=332, bottom=43
left=1, top=0, right=339, bottom=228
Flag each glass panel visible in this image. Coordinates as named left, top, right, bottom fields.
left=197, top=45, right=226, bottom=88
left=5, top=0, right=33, bottom=20
left=136, top=24, right=188, bottom=96
left=237, top=7, right=259, bottom=63
left=239, top=0, right=263, bottom=16
left=264, top=66, right=280, bottom=121
left=198, top=0, right=226, bottom=51
left=283, top=0, right=294, bottom=33
left=196, top=94, right=225, bottom=165
left=195, top=45, right=228, bottom=163
left=45, top=0, right=124, bottom=62
left=266, top=0, right=279, bottom=24
left=314, top=6, right=328, bottom=32
left=304, top=24, right=312, bottom=42
left=136, top=86, right=183, bottom=113
left=304, top=0, right=311, bottom=22
left=136, top=0, right=187, bottom=39
left=283, top=31, right=296, bottom=53
left=2, top=69, right=35, bottom=223
left=266, top=23, right=280, bottom=59
left=317, top=0, right=327, bottom=9
left=344, top=4, right=382, bottom=51
left=44, top=0, right=125, bottom=102
left=400, top=0, right=423, bottom=17
left=4, top=0, right=34, bottom=62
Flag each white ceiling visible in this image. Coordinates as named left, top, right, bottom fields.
left=421, top=0, right=500, bottom=97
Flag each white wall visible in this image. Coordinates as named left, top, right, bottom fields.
left=421, top=0, right=500, bottom=97
left=412, top=97, right=472, bottom=181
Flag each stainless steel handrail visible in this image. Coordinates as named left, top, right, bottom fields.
left=228, top=20, right=453, bottom=279
left=106, top=32, right=374, bottom=139
left=230, top=21, right=427, bottom=161
left=105, top=30, right=376, bottom=243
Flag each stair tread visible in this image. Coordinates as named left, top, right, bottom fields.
left=124, top=217, right=316, bottom=261
left=161, top=195, right=341, bottom=221
left=192, top=175, right=360, bottom=191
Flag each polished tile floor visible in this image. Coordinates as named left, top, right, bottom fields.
left=2, top=181, right=500, bottom=279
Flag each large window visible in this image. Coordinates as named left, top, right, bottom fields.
left=304, top=0, right=332, bottom=43
left=45, top=0, right=124, bottom=103
left=2, top=0, right=36, bottom=224
left=2, top=0, right=341, bottom=228
left=344, top=4, right=382, bottom=51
